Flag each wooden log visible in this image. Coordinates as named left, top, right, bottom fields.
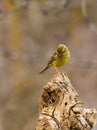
left=36, top=72, right=97, bottom=130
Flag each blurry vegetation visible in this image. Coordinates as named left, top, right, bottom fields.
left=0, top=0, right=97, bottom=130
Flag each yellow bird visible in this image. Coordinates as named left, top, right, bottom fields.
left=39, top=44, right=71, bottom=74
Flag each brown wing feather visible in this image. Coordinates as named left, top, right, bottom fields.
left=39, top=66, right=50, bottom=74
left=39, top=51, right=58, bottom=74
left=47, top=51, right=58, bottom=66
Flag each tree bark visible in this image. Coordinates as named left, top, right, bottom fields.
left=36, top=72, right=97, bottom=130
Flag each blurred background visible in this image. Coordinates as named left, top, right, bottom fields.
left=0, top=0, right=97, bottom=130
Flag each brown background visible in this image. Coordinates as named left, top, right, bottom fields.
left=0, top=0, right=97, bottom=130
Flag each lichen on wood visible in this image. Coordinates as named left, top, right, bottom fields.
left=36, top=72, right=97, bottom=130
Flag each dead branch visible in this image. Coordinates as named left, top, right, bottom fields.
left=36, top=72, right=97, bottom=130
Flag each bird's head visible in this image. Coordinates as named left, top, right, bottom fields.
left=57, top=44, right=67, bottom=53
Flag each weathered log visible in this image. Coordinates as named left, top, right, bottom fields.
left=36, top=72, right=97, bottom=130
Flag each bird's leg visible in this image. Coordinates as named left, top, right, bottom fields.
left=55, top=67, right=59, bottom=73
left=56, top=66, right=66, bottom=81
left=55, top=68, right=67, bottom=84
left=54, top=67, right=69, bottom=87
left=61, top=71, right=66, bottom=81
left=60, top=71, right=69, bottom=88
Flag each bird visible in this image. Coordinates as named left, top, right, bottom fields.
left=39, top=44, right=71, bottom=74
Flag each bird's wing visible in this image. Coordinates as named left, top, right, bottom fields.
left=47, top=51, right=58, bottom=66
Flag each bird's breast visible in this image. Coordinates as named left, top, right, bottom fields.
left=53, top=55, right=70, bottom=68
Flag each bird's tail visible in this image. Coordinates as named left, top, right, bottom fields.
left=39, top=66, right=50, bottom=74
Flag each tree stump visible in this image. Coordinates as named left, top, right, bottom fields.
left=36, top=72, right=97, bottom=130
